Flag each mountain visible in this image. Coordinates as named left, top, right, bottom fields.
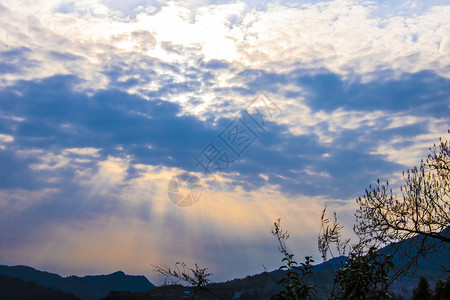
left=1, top=232, right=448, bottom=300
left=102, top=233, right=449, bottom=299
left=0, top=265, right=155, bottom=300
left=379, top=229, right=450, bottom=297
left=83, top=271, right=155, bottom=293
left=0, top=273, right=81, bottom=300
left=380, top=228, right=450, bottom=277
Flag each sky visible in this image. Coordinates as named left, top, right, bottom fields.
left=0, top=0, right=449, bottom=285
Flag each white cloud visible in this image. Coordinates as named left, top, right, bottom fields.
left=1, top=0, right=448, bottom=86
left=0, top=133, right=13, bottom=143
left=235, top=1, right=450, bottom=78
left=63, top=147, right=101, bottom=157
left=370, top=118, right=449, bottom=167
left=0, top=0, right=448, bottom=145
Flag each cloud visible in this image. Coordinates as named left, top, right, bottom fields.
left=2, top=0, right=448, bottom=92
left=289, top=70, right=450, bottom=117
left=0, top=148, right=42, bottom=189
left=1, top=65, right=448, bottom=201
left=234, top=1, right=450, bottom=76
left=1, top=0, right=449, bottom=284
left=0, top=166, right=332, bottom=282
left=99, top=0, right=163, bottom=19
left=0, top=75, right=220, bottom=171
left=0, top=47, right=38, bottom=75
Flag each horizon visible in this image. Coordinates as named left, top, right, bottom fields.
left=0, top=0, right=449, bottom=286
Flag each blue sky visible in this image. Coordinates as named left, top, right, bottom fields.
left=0, top=0, right=449, bottom=284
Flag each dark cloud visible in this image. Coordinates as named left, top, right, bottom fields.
left=214, top=68, right=450, bottom=198
left=289, top=69, right=450, bottom=117
left=0, top=148, right=40, bottom=190
left=100, top=51, right=216, bottom=99
left=231, top=69, right=287, bottom=95
left=230, top=68, right=450, bottom=118
left=0, top=47, right=38, bottom=74
left=203, top=59, right=230, bottom=70
left=0, top=66, right=446, bottom=277
left=0, top=75, right=219, bottom=173
left=223, top=123, right=403, bottom=199
left=0, top=65, right=446, bottom=203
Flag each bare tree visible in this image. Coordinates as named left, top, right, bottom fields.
left=317, top=131, right=450, bottom=299
left=153, top=262, right=222, bottom=299
left=354, top=130, right=450, bottom=247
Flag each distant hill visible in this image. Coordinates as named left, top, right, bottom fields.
left=82, top=271, right=155, bottom=293
left=379, top=229, right=450, bottom=297
left=101, top=233, right=449, bottom=300
left=0, top=265, right=155, bottom=300
left=0, top=273, right=81, bottom=300
left=1, top=231, right=448, bottom=300
left=380, top=228, right=450, bottom=276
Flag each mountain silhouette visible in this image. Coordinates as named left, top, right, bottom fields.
left=0, top=273, right=81, bottom=300
left=0, top=265, right=155, bottom=300
left=100, top=232, right=449, bottom=299
left=1, top=230, right=448, bottom=300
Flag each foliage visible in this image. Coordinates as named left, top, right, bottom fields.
left=151, top=133, right=450, bottom=300
left=318, top=207, right=395, bottom=300
left=318, top=207, right=349, bottom=261
left=271, top=218, right=316, bottom=300
left=411, top=276, right=432, bottom=300
left=275, top=132, right=449, bottom=300
left=332, top=246, right=394, bottom=299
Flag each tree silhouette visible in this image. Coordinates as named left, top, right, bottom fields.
left=353, top=131, right=450, bottom=286
left=271, top=218, right=315, bottom=300
left=412, top=276, right=432, bottom=300
left=432, top=277, right=450, bottom=300
left=317, top=131, right=450, bottom=299
left=318, top=207, right=394, bottom=299
left=355, top=130, right=450, bottom=246
left=153, top=262, right=224, bottom=299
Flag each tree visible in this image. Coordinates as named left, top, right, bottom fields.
left=153, top=262, right=221, bottom=299
left=355, top=130, right=450, bottom=247
left=317, top=131, right=450, bottom=299
left=353, top=131, right=450, bottom=285
left=332, top=246, right=393, bottom=300
left=412, top=276, right=432, bottom=300
left=153, top=262, right=212, bottom=288
left=271, top=218, right=316, bottom=300
left=432, top=279, right=444, bottom=300
left=432, top=277, right=450, bottom=300
left=318, top=207, right=394, bottom=300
